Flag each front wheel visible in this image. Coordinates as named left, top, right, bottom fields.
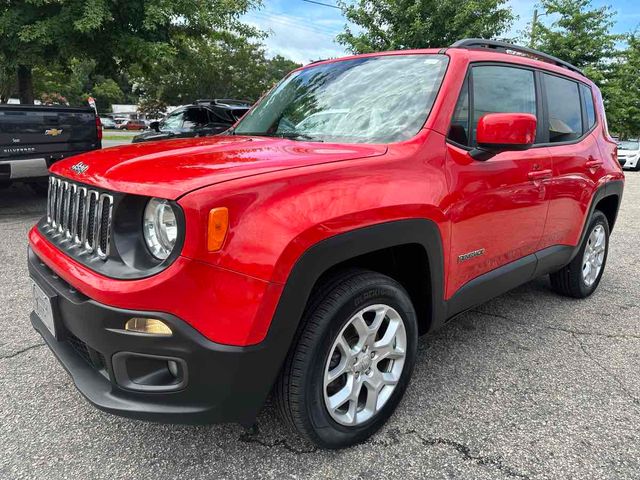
left=275, top=269, right=418, bottom=449
left=550, top=210, right=610, bottom=298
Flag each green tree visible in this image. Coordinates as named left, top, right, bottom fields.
left=600, top=35, right=640, bottom=138
left=90, top=78, right=125, bottom=111
left=0, top=0, right=260, bottom=103
left=136, top=34, right=300, bottom=107
left=531, top=0, right=618, bottom=70
left=336, top=0, right=515, bottom=53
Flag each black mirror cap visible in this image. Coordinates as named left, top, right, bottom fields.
left=470, top=141, right=534, bottom=161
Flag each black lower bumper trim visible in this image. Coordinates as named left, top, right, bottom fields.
left=28, top=247, right=277, bottom=426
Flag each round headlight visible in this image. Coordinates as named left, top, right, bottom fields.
left=143, top=198, right=178, bottom=260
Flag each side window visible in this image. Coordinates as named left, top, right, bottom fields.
left=182, top=108, right=209, bottom=130
left=580, top=84, right=596, bottom=131
left=471, top=66, right=536, bottom=145
left=448, top=76, right=470, bottom=146
left=544, top=74, right=582, bottom=143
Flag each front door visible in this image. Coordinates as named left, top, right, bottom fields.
left=444, top=64, right=552, bottom=298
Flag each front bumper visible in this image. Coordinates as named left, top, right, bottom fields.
left=620, top=156, right=638, bottom=169
left=28, top=247, right=278, bottom=425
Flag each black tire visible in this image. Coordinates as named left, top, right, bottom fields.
left=274, top=269, right=418, bottom=449
left=550, top=210, right=610, bottom=298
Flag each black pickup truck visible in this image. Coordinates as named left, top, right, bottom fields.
left=0, top=104, right=101, bottom=192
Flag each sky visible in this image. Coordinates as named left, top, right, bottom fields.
left=243, top=0, right=640, bottom=64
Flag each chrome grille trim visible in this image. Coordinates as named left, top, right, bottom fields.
left=83, top=190, right=99, bottom=252
left=73, top=187, right=87, bottom=244
left=96, top=194, right=114, bottom=259
left=53, top=178, right=63, bottom=228
left=46, top=176, right=55, bottom=223
left=45, top=177, right=113, bottom=261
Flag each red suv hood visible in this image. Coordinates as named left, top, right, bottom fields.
left=50, top=135, right=388, bottom=199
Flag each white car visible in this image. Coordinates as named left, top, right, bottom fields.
left=100, top=117, right=116, bottom=129
left=618, top=139, right=640, bottom=171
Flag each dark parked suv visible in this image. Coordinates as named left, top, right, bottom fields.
left=132, top=99, right=251, bottom=143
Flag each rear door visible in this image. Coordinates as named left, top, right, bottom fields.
left=445, top=64, right=553, bottom=297
left=537, top=74, right=602, bottom=249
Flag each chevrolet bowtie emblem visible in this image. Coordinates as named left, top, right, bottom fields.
left=71, top=162, right=89, bottom=174
left=45, top=128, right=63, bottom=136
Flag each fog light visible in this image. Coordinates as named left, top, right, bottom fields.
left=167, top=360, right=179, bottom=377
left=125, top=318, right=172, bottom=336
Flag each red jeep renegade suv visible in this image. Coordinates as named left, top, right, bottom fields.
left=28, top=39, right=624, bottom=448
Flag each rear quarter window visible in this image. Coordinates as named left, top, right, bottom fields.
left=543, top=74, right=582, bottom=143
left=580, top=84, right=597, bottom=131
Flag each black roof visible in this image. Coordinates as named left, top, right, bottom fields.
left=195, top=99, right=252, bottom=109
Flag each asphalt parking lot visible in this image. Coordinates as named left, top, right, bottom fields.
left=1, top=174, right=638, bottom=480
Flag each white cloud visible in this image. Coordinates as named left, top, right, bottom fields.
left=244, top=11, right=347, bottom=64
left=246, top=17, right=346, bottom=64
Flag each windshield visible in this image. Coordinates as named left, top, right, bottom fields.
left=619, top=140, right=639, bottom=150
left=234, top=54, right=449, bottom=144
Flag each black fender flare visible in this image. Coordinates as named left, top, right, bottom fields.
left=571, top=179, right=623, bottom=263
left=268, top=218, right=447, bottom=342
left=248, top=219, right=446, bottom=420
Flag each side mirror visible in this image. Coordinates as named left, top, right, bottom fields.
left=471, top=113, right=537, bottom=161
left=150, top=121, right=160, bottom=132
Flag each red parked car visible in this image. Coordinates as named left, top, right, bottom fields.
left=120, top=119, right=146, bottom=130
left=29, top=39, right=623, bottom=448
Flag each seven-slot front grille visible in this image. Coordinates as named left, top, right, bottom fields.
left=46, top=177, right=113, bottom=259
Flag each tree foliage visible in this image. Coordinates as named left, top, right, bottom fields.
left=136, top=33, right=300, bottom=106
left=0, top=0, right=261, bottom=102
left=599, top=35, right=640, bottom=139
left=336, top=0, right=515, bottom=53
left=531, top=0, right=619, bottom=69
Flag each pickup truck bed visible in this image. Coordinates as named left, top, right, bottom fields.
left=0, top=104, right=101, bottom=185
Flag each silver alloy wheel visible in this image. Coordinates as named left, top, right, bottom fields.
left=323, top=304, right=407, bottom=426
left=582, top=224, right=606, bottom=287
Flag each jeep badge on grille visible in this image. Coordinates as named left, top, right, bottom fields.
left=71, top=162, right=89, bottom=174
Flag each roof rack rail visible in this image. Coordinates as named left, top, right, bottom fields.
left=449, top=38, right=585, bottom=76
left=195, top=98, right=253, bottom=107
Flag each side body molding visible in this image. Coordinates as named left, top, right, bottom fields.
left=445, top=179, right=624, bottom=318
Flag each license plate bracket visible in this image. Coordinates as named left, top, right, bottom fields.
left=31, top=280, right=59, bottom=339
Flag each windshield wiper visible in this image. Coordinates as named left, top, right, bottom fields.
left=276, top=132, right=324, bottom=142
left=232, top=131, right=324, bottom=142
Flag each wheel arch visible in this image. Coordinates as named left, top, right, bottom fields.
left=257, top=220, right=447, bottom=402
left=594, top=189, right=621, bottom=233
left=271, top=219, right=447, bottom=338
left=570, top=179, right=623, bottom=264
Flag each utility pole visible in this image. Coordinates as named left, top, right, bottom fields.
left=530, top=9, right=539, bottom=48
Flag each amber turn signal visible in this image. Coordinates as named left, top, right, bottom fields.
left=207, top=207, right=229, bottom=251
left=125, top=318, right=172, bottom=336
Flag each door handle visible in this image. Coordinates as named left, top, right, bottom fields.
left=528, top=169, right=553, bottom=181
left=586, top=160, right=603, bottom=169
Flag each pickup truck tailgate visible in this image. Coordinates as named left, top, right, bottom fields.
left=0, top=105, right=100, bottom=180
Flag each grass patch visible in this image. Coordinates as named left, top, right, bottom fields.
left=103, top=133, right=137, bottom=141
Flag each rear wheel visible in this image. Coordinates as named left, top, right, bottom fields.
left=275, top=269, right=418, bottom=449
left=550, top=210, right=609, bottom=298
